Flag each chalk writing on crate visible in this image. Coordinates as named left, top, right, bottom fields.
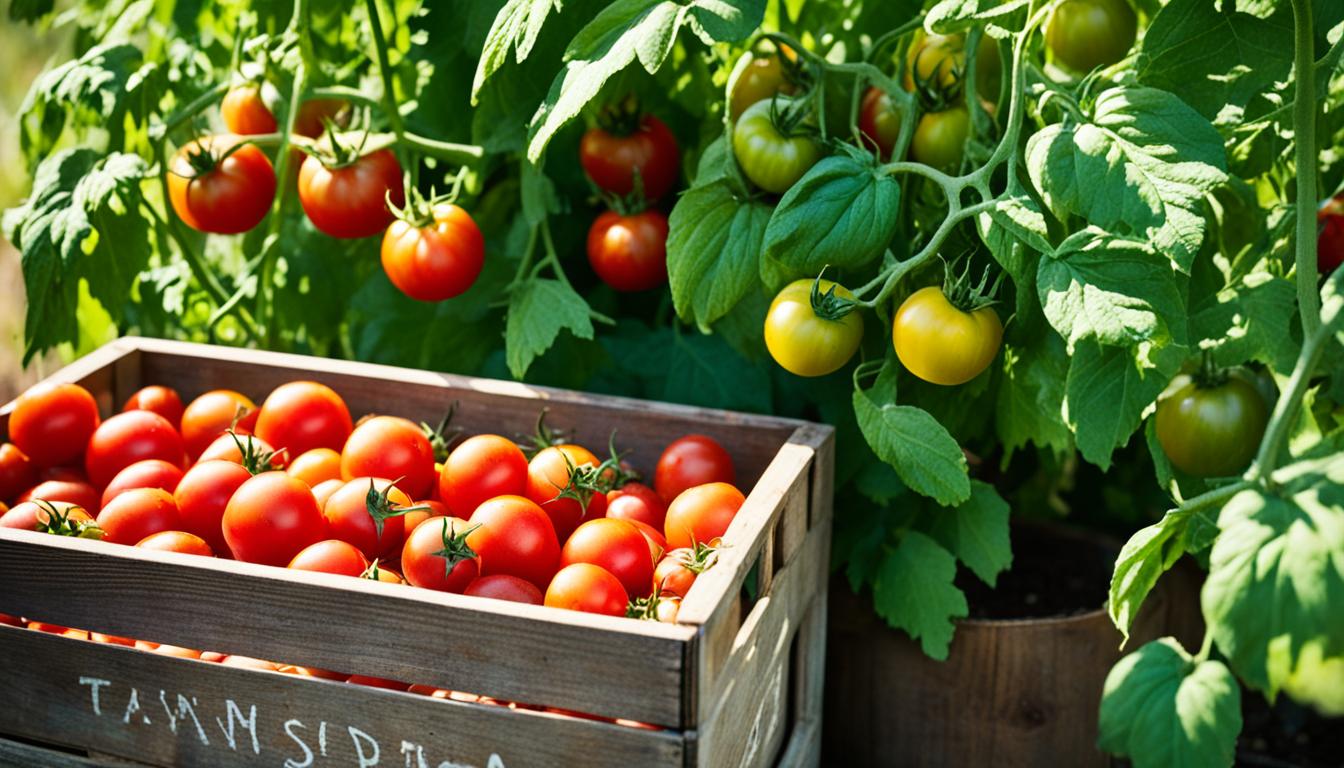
left=79, top=676, right=507, bottom=768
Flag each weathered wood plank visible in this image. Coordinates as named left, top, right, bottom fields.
left=0, top=737, right=127, bottom=767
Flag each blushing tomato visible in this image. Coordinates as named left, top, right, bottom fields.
left=730, top=51, right=797, bottom=119
left=1319, top=194, right=1344, bottom=277
left=8, top=382, right=100, bottom=468
left=136, top=530, right=214, bottom=557
left=732, top=98, right=821, bottom=194
left=464, top=574, right=544, bottom=605
left=0, top=443, right=35, bottom=501
left=181, top=390, right=258, bottom=459
left=288, top=539, right=370, bottom=577
left=17, top=479, right=101, bottom=513
left=911, top=107, right=969, bottom=171
left=859, top=87, right=902, bottom=159
left=286, top=447, right=343, bottom=487
left=544, top=563, right=628, bottom=616
left=561, top=518, right=655, bottom=599
left=401, top=498, right=445, bottom=538
left=174, top=460, right=252, bottom=556
left=167, top=135, right=276, bottom=235
left=401, top=515, right=479, bottom=593
left=579, top=115, right=679, bottom=200
left=381, top=203, right=485, bottom=302
left=764, top=278, right=864, bottom=377
left=527, top=445, right=608, bottom=541
left=297, top=149, right=404, bottom=239
left=1155, top=373, right=1269, bottom=478
left=439, top=434, right=529, bottom=518
left=341, top=416, right=436, bottom=499
left=310, top=478, right=344, bottom=509
left=84, top=411, right=185, bottom=490
left=654, top=435, right=735, bottom=504
left=254, top=381, right=353, bottom=458
left=586, top=210, right=668, bottom=292
left=100, top=459, right=184, bottom=508
left=121, top=385, right=184, bottom=430
left=96, top=488, right=181, bottom=545
left=222, top=471, right=326, bottom=565
left=606, top=482, right=667, bottom=529
left=1046, top=0, right=1138, bottom=74
left=466, top=495, right=560, bottom=590
left=322, top=477, right=417, bottom=560
left=221, top=85, right=278, bottom=135
left=626, top=519, right=667, bottom=565
left=663, top=482, right=745, bottom=550
left=892, top=285, right=1002, bottom=385
left=654, top=551, right=698, bottom=598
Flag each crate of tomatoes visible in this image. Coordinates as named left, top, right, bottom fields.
left=0, top=337, right=833, bottom=768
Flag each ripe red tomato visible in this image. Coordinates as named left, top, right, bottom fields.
left=297, top=149, right=404, bottom=239
left=561, top=518, right=655, bottom=598
left=85, top=411, right=185, bottom=489
left=606, top=482, right=667, bottom=529
left=654, top=551, right=698, bottom=598
left=90, top=632, right=135, bottom=646
left=627, top=519, right=667, bottom=564
left=401, top=498, right=446, bottom=537
left=311, top=478, right=344, bottom=509
left=97, top=488, right=182, bottom=545
left=586, top=210, right=668, bottom=292
left=254, top=381, right=353, bottom=457
left=294, top=99, right=347, bottom=138
left=346, top=674, right=410, bottom=691
left=544, top=563, right=628, bottom=616
left=527, top=445, right=608, bottom=541
left=222, top=471, right=326, bottom=565
left=221, top=85, right=278, bottom=135
left=341, top=416, right=436, bottom=499
left=136, top=530, right=214, bottom=557
left=17, top=479, right=101, bottom=513
left=287, top=447, right=343, bottom=487
left=288, top=539, right=370, bottom=577
left=121, top=385, right=184, bottom=430
left=439, top=434, right=529, bottom=518
left=0, top=500, right=94, bottom=532
left=8, top=382, right=101, bottom=468
left=859, top=87, right=902, bottom=159
left=654, top=435, right=735, bottom=503
left=401, top=515, right=480, bottom=593
left=1319, top=194, right=1344, bottom=277
left=167, top=135, right=276, bottom=235
left=464, top=574, right=544, bottom=605
left=181, top=389, right=258, bottom=459
left=381, top=203, right=485, bottom=301
left=174, top=460, right=252, bottom=556
left=0, top=443, right=35, bottom=502
left=322, top=477, right=415, bottom=560
left=466, top=495, right=560, bottom=590
left=219, top=655, right=281, bottom=671
left=198, top=432, right=286, bottom=470
left=579, top=115, right=679, bottom=200
left=100, top=459, right=184, bottom=508
left=664, top=482, right=745, bottom=550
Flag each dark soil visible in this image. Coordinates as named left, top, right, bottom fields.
left=1237, top=692, right=1344, bottom=768
left=958, top=523, right=1115, bottom=620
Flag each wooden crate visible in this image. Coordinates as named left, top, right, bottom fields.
left=0, top=337, right=833, bottom=768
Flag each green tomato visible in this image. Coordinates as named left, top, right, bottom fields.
left=764, top=279, right=864, bottom=377
left=1154, top=373, right=1269, bottom=478
left=1045, top=0, right=1138, bottom=74
left=911, top=107, right=969, bottom=172
left=732, top=99, right=821, bottom=194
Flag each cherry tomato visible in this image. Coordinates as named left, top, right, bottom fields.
left=732, top=98, right=821, bottom=194
left=606, top=482, right=667, bottom=530
left=439, top=434, right=529, bottom=518
left=401, top=515, right=479, bottom=593
left=8, top=382, right=100, bottom=468
left=654, top=595, right=681, bottom=623
left=100, top=459, right=184, bottom=508
left=903, top=31, right=1001, bottom=104
left=298, top=149, right=404, bottom=239
left=764, top=278, right=864, bottom=377
left=322, top=477, right=415, bottom=560
left=381, top=203, right=485, bottom=302
left=174, top=460, right=252, bottom=556
left=664, top=482, right=744, bottom=550
left=911, top=107, right=969, bottom=171
left=222, top=471, right=326, bottom=565
left=85, top=411, right=185, bottom=489
left=136, top=530, right=214, bottom=557
left=859, top=87, right=902, bottom=159
left=654, top=551, right=698, bottom=598
left=311, top=478, right=344, bottom=509
left=121, top=386, right=184, bottom=430
left=1046, top=0, right=1138, bottom=73
left=1318, top=194, right=1344, bottom=277
left=286, top=447, right=343, bottom=487
left=254, top=381, right=353, bottom=458
left=587, top=210, right=668, bottom=292
left=181, top=390, right=258, bottom=460
left=167, top=135, right=276, bottom=235
left=579, top=115, right=679, bottom=200
left=464, top=574, right=544, bottom=605
left=466, top=495, right=560, bottom=590
left=17, top=479, right=101, bottom=513
left=560, top=518, right=655, bottom=599
left=544, top=563, right=628, bottom=616
left=197, top=432, right=286, bottom=471
left=294, top=99, right=347, bottom=139
left=288, top=539, right=370, bottom=577
left=527, top=445, right=608, bottom=541
left=730, top=52, right=797, bottom=119
left=341, top=416, right=436, bottom=500
left=220, top=85, right=278, bottom=135
left=893, top=285, right=1002, bottom=385
left=1155, top=373, right=1269, bottom=478
left=97, top=488, right=181, bottom=545
left=0, top=443, right=35, bottom=502
left=654, top=435, right=735, bottom=504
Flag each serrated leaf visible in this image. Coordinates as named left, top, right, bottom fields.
left=925, top=480, right=1012, bottom=587
left=995, top=336, right=1072, bottom=460
left=505, top=278, right=595, bottom=378
left=872, top=532, right=968, bottom=660
left=1109, top=509, right=1192, bottom=643
left=472, top=0, right=562, bottom=104
left=854, top=380, right=970, bottom=506
left=1064, top=340, right=1184, bottom=470
left=666, top=179, right=772, bottom=328
left=19, top=43, right=145, bottom=169
left=683, top=0, right=765, bottom=44
left=1189, top=271, right=1297, bottom=375
left=925, top=0, right=1030, bottom=34
left=520, top=161, right=559, bottom=226
left=1099, top=638, right=1241, bottom=768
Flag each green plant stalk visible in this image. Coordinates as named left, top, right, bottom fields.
left=154, top=82, right=230, bottom=140
left=307, top=84, right=382, bottom=111
left=1290, top=0, right=1320, bottom=337
left=1250, top=312, right=1338, bottom=480
left=365, top=0, right=408, bottom=151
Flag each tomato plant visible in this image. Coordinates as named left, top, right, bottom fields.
left=586, top=210, right=668, bottom=292
left=167, top=136, right=277, bottom=235
left=579, top=112, right=679, bottom=200
left=297, top=149, right=405, bottom=240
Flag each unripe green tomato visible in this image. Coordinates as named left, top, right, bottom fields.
left=1154, top=374, right=1269, bottom=478
left=764, top=279, right=864, bottom=377
left=1045, top=0, right=1138, bottom=73
left=732, top=99, right=821, bottom=194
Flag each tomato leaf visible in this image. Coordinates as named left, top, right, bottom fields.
left=924, top=480, right=1012, bottom=588
left=603, top=322, right=772, bottom=413
left=995, top=335, right=1072, bottom=461
left=18, top=43, right=145, bottom=170
left=1098, top=638, right=1241, bottom=768
left=666, top=178, right=772, bottom=329
left=1026, top=86, right=1227, bottom=273
left=854, top=369, right=971, bottom=507
left=505, top=278, right=596, bottom=378
left=8, top=0, right=54, bottom=23
left=1064, top=339, right=1184, bottom=470
left=1189, top=271, right=1297, bottom=376
left=472, top=0, right=563, bottom=105
left=872, top=532, right=968, bottom=660
left=924, top=0, right=1030, bottom=34
left=1108, top=508, right=1194, bottom=644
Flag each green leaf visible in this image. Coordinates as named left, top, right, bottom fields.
left=854, top=373, right=970, bottom=506
left=8, top=0, right=54, bottom=23
left=1064, top=340, right=1184, bottom=470
left=1189, top=271, right=1297, bottom=376
left=984, top=194, right=1052, bottom=263
left=683, top=0, right=766, bottom=44
left=520, top=161, right=560, bottom=226
left=925, top=480, right=1012, bottom=587
left=1025, top=86, right=1227, bottom=273
left=19, top=43, right=145, bottom=169
left=1109, top=509, right=1192, bottom=643
left=924, top=0, right=1030, bottom=34
left=472, top=0, right=563, bottom=104
left=1036, top=229, right=1186, bottom=351
left=1098, top=638, right=1241, bottom=768
left=605, top=323, right=773, bottom=413
left=505, top=278, right=596, bottom=378
left=995, top=336, right=1072, bottom=460
left=872, top=532, right=968, bottom=660
left=761, top=155, right=901, bottom=285
left=666, top=179, right=772, bottom=329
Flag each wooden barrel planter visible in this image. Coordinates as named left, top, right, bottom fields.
left=821, top=524, right=1176, bottom=767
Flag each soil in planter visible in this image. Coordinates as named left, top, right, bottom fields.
left=957, top=523, right=1115, bottom=620
left=1238, top=693, right=1344, bottom=768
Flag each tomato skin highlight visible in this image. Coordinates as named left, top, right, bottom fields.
left=136, top=530, right=214, bottom=557
left=288, top=539, right=371, bottom=577
left=298, top=149, right=404, bottom=239
left=100, top=459, right=185, bottom=508
left=561, top=518, right=656, bottom=599
left=381, top=203, right=485, bottom=302
left=401, top=515, right=479, bottom=592
left=97, top=488, right=182, bottom=545
left=464, top=574, right=544, bottom=605
left=605, top=482, right=667, bottom=530
left=654, top=435, right=735, bottom=504
left=1155, top=374, right=1269, bottom=478
left=859, top=87, right=902, bottom=159
left=254, top=381, right=353, bottom=458
left=664, top=482, right=745, bottom=550
left=544, top=563, right=629, bottom=616
left=121, top=386, right=185, bottom=431
left=587, top=210, right=668, bottom=292
left=84, top=411, right=185, bottom=490
left=579, top=115, right=679, bottom=200
left=181, top=390, right=258, bottom=460
left=466, top=495, right=561, bottom=590
left=9, top=382, right=101, bottom=468
left=892, top=286, right=1002, bottom=386
left=17, top=479, right=101, bottom=513
left=0, top=444, right=35, bottom=502
left=654, top=551, right=698, bottom=598
left=912, top=107, right=969, bottom=171
left=167, top=135, right=276, bottom=235
left=287, top=447, right=344, bottom=488
left=764, top=279, right=864, bottom=377
left=222, top=471, right=327, bottom=566
left=732, top=99, right=821, bottom=194
left=220, top=85, right=278, bottom=135
left=439, top=435, right=529, bottom=518
left=174, top=459, right=252, bottom=556
left=341, top=416, right=436, bottom=500
left=1045, top=0, right=1138, bottom=73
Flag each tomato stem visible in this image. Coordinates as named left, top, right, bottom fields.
left=1289, top=0, right=1321, bottom=337
left=365, top=0, right=408, bottom=164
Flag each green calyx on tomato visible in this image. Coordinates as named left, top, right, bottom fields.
left=764, top=276, right=864, bottom=378
left=33, top=500, right=103, bottom=540
left=1154, top=363, right=1270, bottom=478
left=226, top=429, right=286, bottom=475
left=430, top=517, right=479, bottom=579
left=892, top=262, right=1003, bottom=386
left=420, top=406, right=461, bottom=464
left=732, top=96, right=822, bottom=194
left=363, top=478, right=430, bottom=539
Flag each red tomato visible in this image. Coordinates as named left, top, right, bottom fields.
left=254, top=381, right=353, bottom=457
left=0, top=500, right=94, bottom=532
left=311, top=478, right=344, bottom=508
left=8, top=382, right=101, bottom=468
left=90, top=632, right=135, bottom=646
left=287, top=447, right=343, bottom=487
left=322, top=477, right=415, bottom=560
left=283, top=665, right=346, bottom=680
left=466, top=495, right=560, bottom=590
left=402, top=499, right=446, bottom=536
left=139, top=642, right=202, bottom=659
left=1320, top=195, right=1344, bottom=277
left=30, top=622, right=88, bottom=640
left=181, top=390, right=258, bottom=459
left=121, top=385, right=185, bottom=430
left=654, top=435, right=735, bottom=503
left=579, top=115, right=679, bottom=200
left=627, top=519, right=667, bottom=564
left=198, top=431, right=286, bottom=471
left=606, top=482, right=667, bottom=529
left=401, top=515, right=480, bottom=592
left=167, top=135, right=276, bottom=235
left=297, top=149, right=404, bottom=239
left=381, top=203, right=485, bottom=301
left=221, top=85, right=278, bottom=135
left=560, top=518, right=655, bottom=598
left=654, top=550, right=698, bottom=597
left=85, top=411, right=185, bottom=490
left=586, top=210, right=668, bottom=292
left=544, top=563, right=628, bottom=616
left=38, top=466, right=87, bottom=483
left=664, top=482, right=744, bottom=550
left=288, top=539, right=370, bottom=577
left=219, top=655, right=281, bottom=671
left=222, top=472, right=326, bottom=565
left=136, top=530, right=214, bottom=557
left=174, top=460, right=252, bottom=556
left=439, top=434, right=529, bottom=518
left=363, top=561, right=404, bottom=584
left=17, top=479, right=100, bottom=513
left=0, top=443, right=35, bottom=501
left=464, top=574, right=544, bottom=605
left=346, top=674, right=410, bottom=691
left=341, top=416, right=435, bottom=499
left=100, top=459, right=184, bottom=508
left=526, top=445, right=607, bottom=542
left=97, top=488, right=182, bottom=545
left=859, top=86, right=902, bottom=159
left=294, top=99, right=347, bottom=139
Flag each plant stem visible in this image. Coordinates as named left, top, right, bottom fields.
left=155, top=83, right=230, bottom=139
left=307, top=85, right=382, bottom=112
left=399, top=133, right=485, bottom=164
left=1290, top=0, right=1320, bottom=337
left=1177, top=480, right=1253, bottom=517
left=858, top=199, right=1000, bottom=309
left=1250, top=317, right=1335, bottom=480
left=364, top=0, right=408, bottom=150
